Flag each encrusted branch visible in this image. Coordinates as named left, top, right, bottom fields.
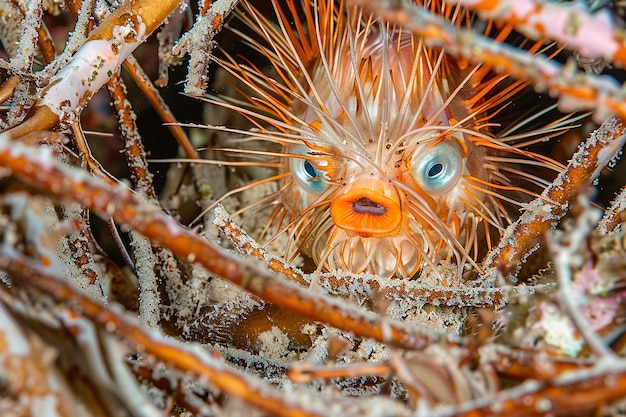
left=598, top=184, right=626, bottom=234
left=4, top=0, right=181, bottom=138
left=431, top=360, right=626, bottom=417
left=347, top=0, right=626, bottom=122
left=481, top=115, right=626, bottom=280
left=0, top=135, right=465, bottom=351
left=0, top=255, right=333, bottom=417
left=215, top=204, right=507, bottom=308
left=449, top=0, right=626, bottom=68
left=180, top=0, right=240, bottom=96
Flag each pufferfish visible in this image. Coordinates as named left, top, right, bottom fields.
left=206, top=0, right=571, bottom=279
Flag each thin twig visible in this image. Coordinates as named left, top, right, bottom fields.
left=123, top=56, right=199, bottom=159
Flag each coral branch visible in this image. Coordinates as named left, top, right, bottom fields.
left=482, top=345, right=594, bottom=381
left=106, top=73, right=157, bottom=200
left=122, top=56, right=199, bottom=159
left=176, top=0, right=240, bottom=96
left=347, top=0, right=626, bottom=121
left=598, top=184, right=626, bottom=234
left=4, top=0, right=181, bottom=137
left=107, top=72, right=191, bottom=325
left=449, top=0, right=626, bottom=68
left=0, top=135, right=463, bottom=351
left=481, top=115, right=626, bottom=280
left=288, top=362, right=392, bottom=383
left=10, top=0, right=44, bottom=73
left=213, top=205, right=309, bottom=286
left=432, top=361, right=626, bottom=417
left=59, top=206, right=107, bottom=302
left=68, top=121, right=119, bottom=185
left=215, top=205, right=506, bottom=308
left=5, top=0, right=45, bottom=124
left=0, top=75, right=20, bottom=106
left=0, top=256, right=333, bottom=417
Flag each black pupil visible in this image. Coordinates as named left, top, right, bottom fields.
left=304, top=160, right=317, bottom=177
left=428, top=162, right=444, bottom=178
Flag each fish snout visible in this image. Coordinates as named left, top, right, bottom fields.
left=329, top=175, right=403, bottom=238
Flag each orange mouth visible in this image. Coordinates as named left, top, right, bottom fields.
left=329, top=176, right=403, bottom=238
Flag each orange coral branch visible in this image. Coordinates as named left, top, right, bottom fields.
left=481, top=116, right=626, bottom=279
left=318, top=272, right=505, bottom=308
left=0, top=136, right=463, bottom=351
left=122, top=57, right=199, bottom=159
left=0, top=76, right=21, bottom=106
left=3, top=0, right=181, bottom=138
left=107, top=73, right=158, bottom=199
left=214, top=206, right=309, bottom=286
left=598, top=185, right=626, bottom=234
left=65, top=0, right=97, bottom=33
left=482, top=346, right=594, bottom=381
left=288, top=362, right=392, bottom=383
left=0, top=256, right=330, bottom=417
left=2, top=105, right=58, bottom=139
left=449, top=0, right=626, bottom=68
left=68, top=121, right=119, bottom=185
left=215, top=206, right=506, bottom=308
left=347, top=0, right=626, bottom=121
left=437, top=362, right=626, bottom=417
left=35, top=25, right=57, bottom=64
left=62, top=211, right=107, bottom=300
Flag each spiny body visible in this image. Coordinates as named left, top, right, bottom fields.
left=210, top=0, right=568, bottom=279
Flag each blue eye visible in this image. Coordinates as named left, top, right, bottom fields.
left=303, top=160, right=317, bottom=177
left=411, top=141, right=463, bottom=193
left=290, top=145, right=329, bottom=194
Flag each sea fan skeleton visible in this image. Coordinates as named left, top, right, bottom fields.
left=204, top=0, right=572, bottom=279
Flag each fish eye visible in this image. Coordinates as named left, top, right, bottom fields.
left=410, top=140, right=463, bottom=193
left=290, top=145, right=329, bottom=194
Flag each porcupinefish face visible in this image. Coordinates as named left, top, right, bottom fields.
left=216, top=0, right=565, bottom=279
left=280, top=29, right=493, bottom=278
